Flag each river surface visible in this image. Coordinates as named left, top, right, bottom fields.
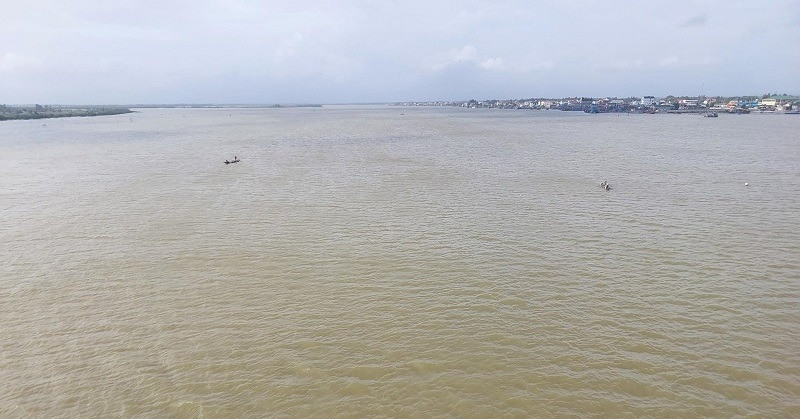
left=1, top=107, right=799, bottom=417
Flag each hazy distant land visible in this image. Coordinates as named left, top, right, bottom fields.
left=3, top=94, right=796, bottom=121
left=126, top=103, right=323, bottom=109
left=0, top=103, right=332, bottom=122
left=0, top=105, right=133, bottom=121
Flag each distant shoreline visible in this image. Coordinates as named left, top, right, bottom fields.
left=0, top=106, right=134, bottom=122
left=127, top=104, right=323, bottom=109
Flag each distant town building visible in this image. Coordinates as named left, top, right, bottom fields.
left=538, top=100, right=554, bottom=109
left=760, top=98, right=778, bottom=108
left=393, top=93, right=798, bottom=114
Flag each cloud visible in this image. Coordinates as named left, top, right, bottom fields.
left=591, top=54, right=718, bottom=71
left=480, top=57, right=505, bottom=71
left=0, top=52, right=41, bottom=73
left=449, top=45, right=479, bottom=63
left=659, top=55, right=680, bottom=67
left=431, top=45, right=505, bottom=72
left=681, top=14, right=708, bottom=27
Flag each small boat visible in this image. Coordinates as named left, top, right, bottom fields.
left=703, top=112, right=718, bottom=117
left=224, top=156, right=241, bottom=165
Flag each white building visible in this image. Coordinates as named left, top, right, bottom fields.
left=641, top=96, right=657, bottom=106
left=537, top=100, right=554, bottom=109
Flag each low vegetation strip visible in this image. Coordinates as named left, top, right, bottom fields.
left=0, top=105, right=133, bottom=121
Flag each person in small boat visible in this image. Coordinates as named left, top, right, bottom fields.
left=225, top=159, right=230, bottom=164
left=604, top=183, right=611, bottom=190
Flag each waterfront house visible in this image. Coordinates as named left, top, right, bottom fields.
left=760, top=95, right=800, bottom=110
left=760, top=98, right=778, bottom=108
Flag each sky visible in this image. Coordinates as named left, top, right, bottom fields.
left=1, top=0, right=798, bottom=104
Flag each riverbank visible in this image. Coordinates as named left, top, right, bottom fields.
left=0, top=106, right=133, bottom=121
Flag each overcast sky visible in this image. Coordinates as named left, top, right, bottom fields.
left=2, top=0, right=798, bottom=104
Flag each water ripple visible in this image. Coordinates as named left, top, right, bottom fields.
left=2, top=108, right=799, bottom=417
